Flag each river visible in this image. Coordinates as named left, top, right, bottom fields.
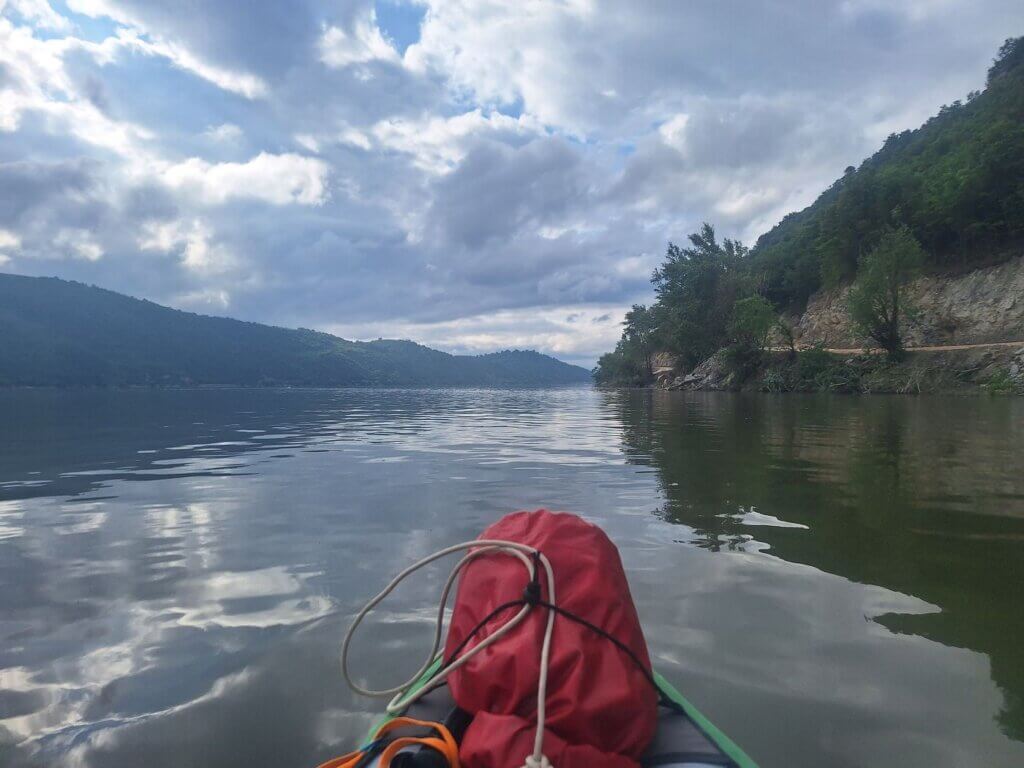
left=1, top=387, right=1023, bottom=767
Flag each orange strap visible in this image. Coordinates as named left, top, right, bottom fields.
left=314, top=749, right=364, bottom=768
left=316, top=716, right=459, bottom=768
left=377, top=717, right=459, bottom=768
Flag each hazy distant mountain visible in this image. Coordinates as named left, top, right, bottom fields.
left=0, top=274, right=591, bottom=387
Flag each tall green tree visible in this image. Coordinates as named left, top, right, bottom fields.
left=652, top=223, right=749, bottom=368
left=847, top=226, right=925, bottom=359
left=622, top=304, right=657, bottom=379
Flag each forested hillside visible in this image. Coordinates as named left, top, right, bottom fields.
left=596, top=37, right=1024, bottom=385
left=0, top=274, right=590, bottom=387
left=754, top=36, right=1024, bottom=312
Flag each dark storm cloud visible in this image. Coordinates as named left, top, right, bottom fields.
left=2, top=0, right=1022, bottom=363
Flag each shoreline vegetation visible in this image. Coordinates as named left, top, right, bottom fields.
left=594, top=37, right=1024, bottom=395
left=653, top=345, right=1024, bottom=395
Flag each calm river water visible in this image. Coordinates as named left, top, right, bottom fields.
left=1, top=388, right=1023, bottom=767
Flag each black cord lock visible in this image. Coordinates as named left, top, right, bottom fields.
left=522, top=549, right=543, bottom=605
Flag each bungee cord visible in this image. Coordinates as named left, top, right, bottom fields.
left=341, top=539, right=558, bottom=768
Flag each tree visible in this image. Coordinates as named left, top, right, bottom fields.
left=593, top=223, right=757, bottom=384
left=847, top=226, right=924, bottom=359
left=775, top=318, right=797, bottom=359
left=729, top=295, right=776, bottom=351
left=593, top=339, right=647, bottom=386
left=987, top=37, right=1024, bottom=85
left=622, top=304, right=657, bottom=379
left=652, top=223, right=749, bottom=368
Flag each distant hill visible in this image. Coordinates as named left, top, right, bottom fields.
left=0, top=274, right=591, bottom=387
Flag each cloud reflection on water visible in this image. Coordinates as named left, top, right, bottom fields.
left=1, top=388, right=1023, bottom=767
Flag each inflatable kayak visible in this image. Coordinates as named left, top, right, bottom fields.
left=356, top=660, right=759, bottom=768
left=326, top=511, right=758, bottom=768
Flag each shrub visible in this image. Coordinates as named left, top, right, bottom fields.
left=982, top=368, right=1017, bottom=395
left=816, top=361, right=862, bottom=393
left=790, top=347, right=864, bottom=392
left=729, top=296, right=775, bottom=350
left=722, top=342, right=764, bottom=384
left=761, top=367, right=788, bottom=393
left=796, top=346, right=836, bottom=382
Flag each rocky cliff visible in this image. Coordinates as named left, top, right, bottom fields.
left=796, top=254, right=1024, bottom=348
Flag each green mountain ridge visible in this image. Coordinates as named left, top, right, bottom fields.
left=0, top=274, right=591, bottom=387
left=751, top=36, right=1024, bottom=311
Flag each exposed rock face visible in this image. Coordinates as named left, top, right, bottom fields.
left=650, top=352, right=679, bottom=386
left=796, top=254, right=1024, bottom=348
left=651, top=352, right=678, bottom=370
left=1010, top=347, right=1024, bottom=389
left=666, top=350, right=732, bottom=391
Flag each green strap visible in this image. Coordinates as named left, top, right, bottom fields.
left=363, top=657, right=444, bottom=744
left=654, top=670, right=759, bottom=768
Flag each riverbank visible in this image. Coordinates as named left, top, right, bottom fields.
left=655, top=343, right=1024, bottom=394
left=641, top=253, right=1024, bottom=395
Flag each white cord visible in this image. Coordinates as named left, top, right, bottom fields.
left=341, top=538, right=557, bottom=768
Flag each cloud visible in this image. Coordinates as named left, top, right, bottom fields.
left=0, top=17, right=156, bottom=151
left=54, top=227, right=104, bottom=261
left=106, top=28, right=269, bottom=98
left=0, top=228, right=21, bottom=250
left=65, top=0, right=268, bottom=97
left=203, top=123, right=243, bottom=142
left=176, top=287, right=231, bottom=309
left=372, top=108, right=543, bottom=173
left=0, top=226, right=19, bottom=265
left=3, top=0, right=70, bottom=31
left=404, top=0, right=599, bottom=134
left=160, top=153, right=329, bottom=206
left=139, top=218, right=236, bottom=275
left=318, top=11, right=398, bottom=69
left=0, top=159, right=99, bottom=230
left=427, top=136, right=586, bottom=248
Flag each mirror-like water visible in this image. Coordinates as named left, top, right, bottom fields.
left=1, top=388, right=1023, bottom=767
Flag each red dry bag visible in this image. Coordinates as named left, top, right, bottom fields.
left=444, top=510, right=658, bottom=768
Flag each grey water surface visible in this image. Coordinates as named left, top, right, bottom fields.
left=1, top=387, right=1023, bottom=767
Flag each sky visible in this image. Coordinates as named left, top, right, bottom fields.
left=0, top=1, right=1021, bottom=368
